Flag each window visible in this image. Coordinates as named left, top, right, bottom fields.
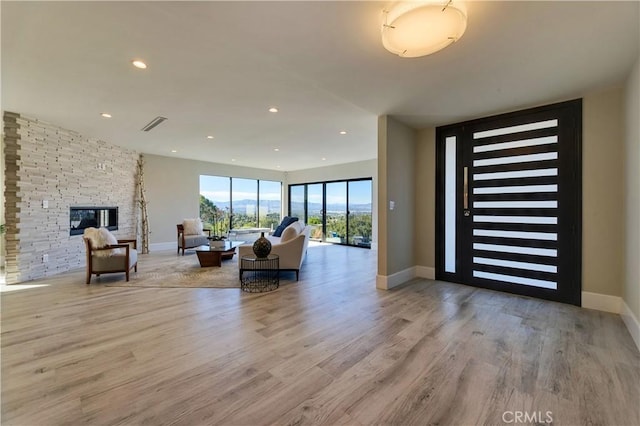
left=258, top=180, right=282, bottom=230
left=232, top=178, right=258, bottom=229
left=199, top=176, right=230, bottom=236
left=200, top=175, right=282, bottom=234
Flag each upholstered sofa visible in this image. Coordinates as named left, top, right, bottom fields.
left=238, top=221, right=311, bottom=280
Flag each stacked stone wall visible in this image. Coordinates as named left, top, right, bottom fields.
left=3, top=112, right=138, bottom=283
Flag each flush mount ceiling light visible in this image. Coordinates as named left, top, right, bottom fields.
left=132, top=60, right=147, bottom=69
left=381, top=1, right=467, bottom=58
left=100, top=113, right=112, bottom=118
left=268, top=107, right=279, bottom=113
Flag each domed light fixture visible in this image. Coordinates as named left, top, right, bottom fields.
left=132, top=60, right=147, bottom=69
left=381, top=1, right=467, bottom=58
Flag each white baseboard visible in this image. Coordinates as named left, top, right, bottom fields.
left=376, top=265, right=435, bottom=289
left=149, top=242, right=176, bottom=252
left=376, top=267, right=416, bottom=290
left=580, top=292, right=640, bottom=350
left=621, top=301, right=640, bottom=351
left=415, top=266, right=435, bottom=280
left=581, top=291, right=622, bottom=314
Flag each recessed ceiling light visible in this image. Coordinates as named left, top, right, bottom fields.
left=171, top=150, right=177, bottom=153
left=276, top=165, right=281, bottom=169
left=274, top=148, right=279, bottom=152
left=207, top=135, right=214, bottom=139
left=132, top=60, right=147, bottom=69
left=339, top=131, right=347, bottom=135
left=231, top=159, right=236, bottom=162
left=100, top=113, right=112, bottom=118
left=268, top=107, right=278, bottom=113
left=322, top=157, right=327, bottom=161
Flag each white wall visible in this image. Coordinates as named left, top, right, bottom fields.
left=624, top=57, right=640, bottom=326
left=286, top=159, right=376, bottom=184
left=414, top=128, right=436, bottom=272
left=1, top=132, right=5, bottom=271
left=144, top=154, right=285, bottom=249
left=377, top=116, right=416, bottom=288
left=583, top=88, right=626, bottom=296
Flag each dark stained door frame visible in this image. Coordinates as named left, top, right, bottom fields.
left=436, top=99, right=582, bottom=305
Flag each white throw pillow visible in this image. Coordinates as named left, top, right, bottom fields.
left=99, top=227, right=122, bottom=256
left=280, top=224, right=299, bottom=242
left=293, top=221, right=304, bottom=234
left=183, top=218, right=204, bottom=236
left=84, top=227, right=121, bottom=257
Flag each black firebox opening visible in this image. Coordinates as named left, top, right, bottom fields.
left=70, top=206, right=118, bottom=236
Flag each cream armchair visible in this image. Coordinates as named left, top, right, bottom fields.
left=238, top=225, right=311, bottom=281
left=83, top=235, right=138, bottom=284
left=177, top=223, right=211, bottom=255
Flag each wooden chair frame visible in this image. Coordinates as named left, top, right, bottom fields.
left=84, top=237, right=138, bottom=284
left=177, top=224, right=211, bottom=255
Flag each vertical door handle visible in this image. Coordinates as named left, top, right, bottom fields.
left=463, top=166, right=470, bottom=216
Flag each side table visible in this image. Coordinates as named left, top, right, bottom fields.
left=240, top=254, right=279, bottom=293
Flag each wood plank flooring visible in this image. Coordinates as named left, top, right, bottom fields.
left=1, top=243, right=639, bottom=425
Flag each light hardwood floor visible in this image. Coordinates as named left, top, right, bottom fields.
left=1, top=244, right=639, bottom=425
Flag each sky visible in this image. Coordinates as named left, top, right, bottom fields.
left=200, top=175, right=281, bottom=203
left=200, top=175, right=372, bottom=206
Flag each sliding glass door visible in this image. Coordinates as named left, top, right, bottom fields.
left=290, top=185, right=305, bottom=220
left=348, top=180, right=373, bottom=247
left=307, top=184, right=323, bottom=241
left=288, top=178, right=372, bottom=248
left=325, top=182, right=347, bottom=243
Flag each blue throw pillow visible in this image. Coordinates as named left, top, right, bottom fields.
left=273, top=216, right=299, bottom=237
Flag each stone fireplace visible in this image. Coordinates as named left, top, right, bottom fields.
left=70, top=206, right=118, bottom=236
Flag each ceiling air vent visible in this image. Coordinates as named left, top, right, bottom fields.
left=141, top=116, right=168, bottom=132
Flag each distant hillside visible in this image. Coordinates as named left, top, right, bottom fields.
left=202, top=198, right=280, bottom=212
left=203, top=197, right=371, bottom=214
left=290, top=201, right=372, bottom=213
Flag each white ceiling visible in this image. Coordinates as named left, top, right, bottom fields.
left=2, top=1, right=638, bottom=171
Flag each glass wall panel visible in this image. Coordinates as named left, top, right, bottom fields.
left=348, top=180, right=372, bottom=247
left=307, top=183, right=323, bottom=240
left=288, top=178, right=372, bottom=248
left=290, top=185, right=305, bottom=220
left=199, top=175, right=231, bottom=236
left=325, top=182, right=347, bottom=244
left=232, top=178, right=257, bottom=229
left=445, top=136, right=456, bottom=273
left=258, top=180, right=281, bottom=231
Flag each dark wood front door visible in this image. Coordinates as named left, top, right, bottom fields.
left=436, top=99, right=582, bottom=305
